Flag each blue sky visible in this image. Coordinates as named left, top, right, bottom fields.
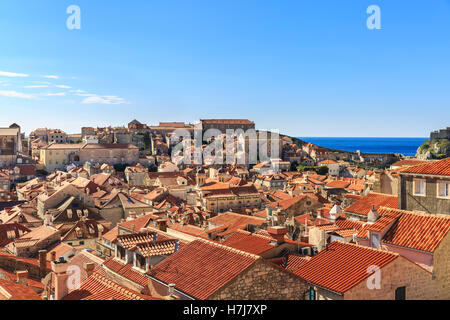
left=0, top=0, right=449, bottom=137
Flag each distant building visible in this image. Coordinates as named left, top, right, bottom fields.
left=200, top=119, right=255, bottom=134
left=319, top=159, right=340, bottom=176
left=0, top=124, right=23, bottom=166
left=40, top=143, right=139, bottom=172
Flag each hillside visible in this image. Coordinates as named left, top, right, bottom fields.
left=416, top=138, right=450, bottom=160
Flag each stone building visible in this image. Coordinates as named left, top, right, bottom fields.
left=29, top=128, right=67, bottom=144
left=200, top=119, right=255, bottom=135
left=198, top=184, right=261, bottom=213
left=39, top=143, right=139, bottom=172
left=148, top=239, right=307, bottom=300
left=124, top=163, right=149, bottom=186
left=355, top=207, right=450, bottom=299
left=0, top=124, right=22, bottom=166
left=294, top=241, right=434, bottom=300
left=397, top=157, right=450, bottom=215
left=430, top=127, right=450, bottom=140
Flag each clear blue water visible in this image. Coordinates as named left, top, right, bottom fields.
left=298, top=137, right=428, bottom=157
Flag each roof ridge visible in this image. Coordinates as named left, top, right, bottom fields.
left=378, top=206, right=450, bottom=219
left=333, top=240, right=399, bottom=256
left=368, top=191, right=397, bottom=197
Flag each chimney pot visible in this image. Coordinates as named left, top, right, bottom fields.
left=168, top=283, right=175, bottom=295
left=16, top=270, right=28, bottom=286
left=84, top=262, right=95, bottom=277
left=267, top=226, right=287, bottom=244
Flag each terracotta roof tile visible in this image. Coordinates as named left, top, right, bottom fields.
left=397, top=157, right=450, bottom=176
left=0, top=279, right=42, bottom=300
left=344, top=192, right=397, bottom=216
left=102, top=258, right=149, bottom=287
left=293, top=241, right=398, bottom=294
left=64, top=272, right=158, bottom=300
left=221, top=230, right=275, bottom=255
left=148, top=239, right=259, bottom=299
left=380, top=208, right=450, bottom=252
left=325, top=180, right=350, bottom=189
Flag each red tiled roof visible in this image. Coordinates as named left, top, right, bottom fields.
left=334, top=228, right=358, bottom=238
left=381, top=208, right=450, bottom=253
left=0, top=278, right=42, bottom=300
left=102, top=226, right=119, bottom=242
left=319, top=160, right=337, bottom=164
left=285, top=254, right=311, bottom=271
left=135, top=239, right=178, bottom=258
left=266, top=194, right=317, bottom=211
left=207, top=212, right=265, bottom=235
left=293, top=241, right=398, bottom=294
left=102, top=257, right=149, bottom=287
left=119, top=214, right=153, bottom=232
left=148, top=239, right=259, bottom=299
left=221, top=230, right=275, bottom=255
left=391, top=159, right=430, bottom=167
left=168, top=223, right=209, bottom=239
left=63, top=272, right=158, bottom=300
left=325, top=180, right=350, bottom=189
left=397, top=157, right=450, bottom=176
left=335, top=218, right=364, bottom=231
left=344, top=192, right=397, bottom=216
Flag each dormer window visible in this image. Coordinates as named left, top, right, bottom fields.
left=135, top=253, right=146, bottom=270
left=370, top=232, right=380, bottom=249
left=413, top=179, right=426, bottom=196
left=116, top=245, right=126, bottom=261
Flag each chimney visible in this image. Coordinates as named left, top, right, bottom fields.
left=51, top=251, right=56, bottom=262
left=84, top=262, right=95, bottom=278
left=38, top=250, right=47, bottom=278
left=16, top=270, right=28, bottom=286
left=367, top=204, right=379, bottom=224
left=168, top=283, right=175, bottom=296
left=267, top=226, right=287, bottom=245
left=51, top=257, right=69, bottom=300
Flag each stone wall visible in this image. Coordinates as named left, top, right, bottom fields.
left=0, top=254, right=49, bottom=279
left=209, top=259, right=308, bottom=300
left=399, top=175, right=450, bottom=215
left=430, top=127, right=450, bottom=140
left=344, top=256, right=433, bottom=300
left=432, top=233, right=450, bottom=299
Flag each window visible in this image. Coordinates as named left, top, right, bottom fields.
left=117, top=246, right=126, bottom=260
left=371, top=233, right=380, bottom=249
left=437, top=181, right=450, bottom=198
left=413, top=179, right=426, bottom=196
left=135, top=254, right=146, bottom=270
left=395, top=286, right=406, bottom=300
left=307, top=287, right=316, bottom=300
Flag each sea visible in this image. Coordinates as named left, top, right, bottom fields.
left=298, top=137, right=428, bottom=157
